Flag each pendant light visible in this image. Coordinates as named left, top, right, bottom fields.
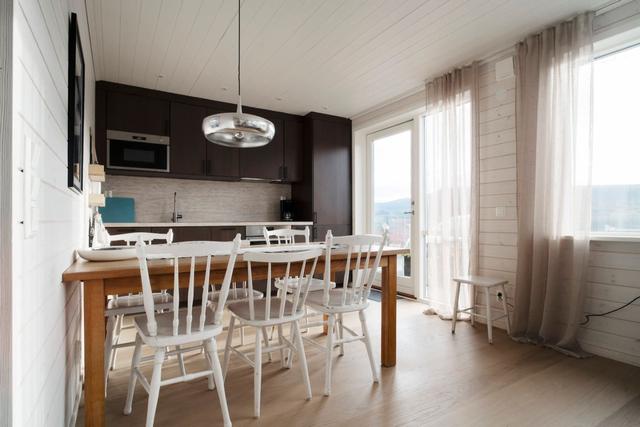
left=202, top=0, right=274, bottom=148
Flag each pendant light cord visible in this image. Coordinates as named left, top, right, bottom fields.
left=238, top=0, right=241, bottom=98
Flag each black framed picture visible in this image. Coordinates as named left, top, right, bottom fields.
left=68, top=12, right=85, bottom=192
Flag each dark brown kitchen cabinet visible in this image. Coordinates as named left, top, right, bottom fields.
left=106, top=91, right=170, bottom=136
left=293, top=112, right=352, bottom=241
left=170, top=102, right=207, bottom=176
left=205, top=109, right=240, bottom=179
left=210, top=226, right=245, bottom=241
left=239, top=116, right=284, bottom=180
left=171, top=227, right=211, bottom=242
left=283, top=118, right=303, bottom=182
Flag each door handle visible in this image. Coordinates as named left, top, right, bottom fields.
left=403, top=210, right=415, bottom=215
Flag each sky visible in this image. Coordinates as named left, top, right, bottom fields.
left=592, top=44, right=640, bottom=186
left=372, top=129, right=412, bottom=203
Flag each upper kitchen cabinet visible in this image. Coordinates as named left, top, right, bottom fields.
left=205, top=109, right=240, bottom=179
left=239, top=116, right=284, bottom=181
left=171, top=103, right=239, bottom=179
left=283, top=118, right=304, bottom=182
left=106, top=90, right=170, bottom=136
left=170, top=102, right=207, bottom=177
left=293, top=112, right=352, bottom=238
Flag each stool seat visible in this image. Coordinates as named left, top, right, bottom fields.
left=453, top=275, right=508, bottom=287
left=451, top=275, right=511, bottom=344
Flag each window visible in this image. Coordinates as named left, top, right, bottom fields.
left=592, top=44, right=640, bottom=235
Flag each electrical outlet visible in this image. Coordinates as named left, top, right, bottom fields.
left=496, top=291, right=504, bottom=302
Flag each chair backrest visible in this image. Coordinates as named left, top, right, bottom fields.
left=243, top=246, right=324, bottom=321
left=135, top=235, right=241, bottom=337
left=263, top=226, right=310, bottom=246
left=108, top=229, right=174, bottom=246
left=321, top=229, right=389, bottom=308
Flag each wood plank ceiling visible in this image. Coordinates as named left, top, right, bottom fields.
left=85, top=0, right=610, bottom=118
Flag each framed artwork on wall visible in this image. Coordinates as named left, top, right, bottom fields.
left=68, top=12, right=84, bottom=192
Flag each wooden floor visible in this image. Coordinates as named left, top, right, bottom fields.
left=78, top=299, right=640, bottom=426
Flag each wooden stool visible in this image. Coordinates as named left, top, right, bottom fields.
left=451, top=275, right=511, bottom=344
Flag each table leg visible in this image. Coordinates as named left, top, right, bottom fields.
left=84, top=279, right=106, bottom=427
left=380, top=255, right=397, bottom=367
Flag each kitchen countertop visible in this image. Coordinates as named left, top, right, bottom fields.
left=104, top=221, right=313, bottom=227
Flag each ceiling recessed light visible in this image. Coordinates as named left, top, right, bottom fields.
left=157, top=74, right=164, bottom=78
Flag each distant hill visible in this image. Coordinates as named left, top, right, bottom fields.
left=592, top=184, right=640, bottom=232
left=374, top=198, right=411, bottom=216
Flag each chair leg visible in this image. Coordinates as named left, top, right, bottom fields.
left=176, top=345, right=187, bottom=377
left=277, top=324, right=286, bottom=368
left=254, top=327, right=263, bottom=418
left=451, top=282, right=461, bottom=334
left=124, top=335, right=143, bottom=415
left=262, top=326, right=272, bottom=362
left=223, top=316, right=236, bottom=378
left=110, top=314, right=123, bottom=371
left=324, top=314, right=335, bottom=396
left=501, top=284, right=511, bottom=335
left=145, top=348, right=166, bottom=427
left=292, top=321, right=312, bottom=400
left=104, top=315, right=116, bottom=394
left=205, top=338, right=232, bottom=427
left=359, top=310, right=379, bottom=383
left=484, top=287, right=493, bottom=344
left=338, top=313, right=345, bottom=356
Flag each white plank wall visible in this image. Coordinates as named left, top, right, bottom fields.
left=580, top=241, right=640, bottom=367
left=475, top=57, right=518, bottom=329
left=12, top=0, right=95, bottom=425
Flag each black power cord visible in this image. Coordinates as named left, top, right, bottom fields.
left=580, top=295, right=640, bottom=326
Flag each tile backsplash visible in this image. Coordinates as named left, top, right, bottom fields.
left=103, top=175, right=291, bottom=222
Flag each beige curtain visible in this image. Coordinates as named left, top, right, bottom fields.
left=513, top=13, right=593, bottom=355
left=424, top=63, right=480, bottom=317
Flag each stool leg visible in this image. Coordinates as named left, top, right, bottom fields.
left=470, top=286, right=475, bottom=326
left=484, top=287, right=493, bottom=344
left=451, top=282, right=461, bottom=334
left=501, top=284, right=511, bottom=335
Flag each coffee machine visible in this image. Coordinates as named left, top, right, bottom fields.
left=280, top=198, right=294, bottom=221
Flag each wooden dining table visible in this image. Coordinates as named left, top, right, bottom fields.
left=62, top=244, right=409, bottom=427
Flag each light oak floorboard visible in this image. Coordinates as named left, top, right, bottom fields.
left=77, top=300, right=640, bottom=426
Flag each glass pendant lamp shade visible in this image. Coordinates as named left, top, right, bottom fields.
left=202, top=0, right=274, bottom=148
left=202, top=97, right=275, bottom=148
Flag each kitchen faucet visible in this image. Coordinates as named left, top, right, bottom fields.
left=172, top=192, right=182, bottom=223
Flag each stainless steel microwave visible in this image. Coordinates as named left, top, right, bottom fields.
left=106, top=130, right=170, bottom=172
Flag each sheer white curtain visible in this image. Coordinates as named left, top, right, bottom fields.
left=424, top=64, right=479, bottom=316
left=513, top=13, right=593, bottom=355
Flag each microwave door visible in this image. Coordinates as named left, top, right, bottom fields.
left=108, top=139, right=170, bottom=172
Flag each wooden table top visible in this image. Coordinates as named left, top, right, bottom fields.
left=62, top=245, right=410, bottom=282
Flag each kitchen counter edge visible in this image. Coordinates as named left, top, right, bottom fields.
left=104, top=221, right=314, bottom=227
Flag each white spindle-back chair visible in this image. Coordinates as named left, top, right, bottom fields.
left=304, top=230, right=388, bottom=396
left=103, top=229, right=174, bottom=391
left=123, top=236, right=241, bottom=427
left=222, top=247, right=324, bottom=418
left=263, top=226, right=310, bottom=245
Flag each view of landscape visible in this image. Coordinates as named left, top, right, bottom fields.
left=592, top=185, right=640, bottom=233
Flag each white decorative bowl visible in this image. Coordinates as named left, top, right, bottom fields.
left=77, top=247, right=137, bottom=262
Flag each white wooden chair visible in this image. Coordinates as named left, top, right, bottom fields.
left=264, top=226, right=335, bottom=330
left=304, top=230, right=388, bottom=396
left=104, top=230, right=174, bottom=390
left=123, top=236, right=241, bottom=427
left=222, top=247, right=323, bottom=418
